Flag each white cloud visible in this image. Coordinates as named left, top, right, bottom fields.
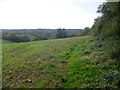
left=0, top=0, right=102, bottom=29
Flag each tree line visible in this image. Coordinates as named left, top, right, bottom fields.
left=90, top=1, right=120, bottom=87
left=2, top=28, right=90, bottom=43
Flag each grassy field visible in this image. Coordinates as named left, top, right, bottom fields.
left=2, top=36, right=118, bottom=88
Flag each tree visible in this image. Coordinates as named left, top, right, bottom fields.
left=56, top=28, right=67, bottom=38
left=82, top=27, right=90, bottom=36
left=34, top=35, right=48, bottom=41
left=91, top=2, right=120, bottom=39
left=8, top=33, right=19, bottom=42
left=90, top=2, right=120, bottom=87
left=20, top=35, right=31, bottom=42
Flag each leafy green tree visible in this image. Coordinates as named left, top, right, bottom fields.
left=34, top=35, right=48, bottom=41
left=91, top=2, right=120, bottom=39
left=91, top=2, right=120, bottom=87
left=8, top=33, right=19, bottom=42
left=81, top=27, right=90, bottom=36
left=56, top=28, right=67, bottom=38
left=20, top=35, right=31, bottom=42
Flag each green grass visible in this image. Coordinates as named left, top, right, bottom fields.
left=2, top=36, right=119, bottom=88
left=2, top=40, right=13, bottom=44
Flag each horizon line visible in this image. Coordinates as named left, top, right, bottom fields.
left=0, top=28, right=83, bottom=30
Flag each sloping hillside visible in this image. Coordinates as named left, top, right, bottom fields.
left=2, top=36, right=118, bottom=88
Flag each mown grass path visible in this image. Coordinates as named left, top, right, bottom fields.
left=2, top=36, right=108, bottom=88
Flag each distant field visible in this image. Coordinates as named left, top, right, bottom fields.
left=2, top=36, right=118, bottom=88
left=2, top=40, right=13, bottom=44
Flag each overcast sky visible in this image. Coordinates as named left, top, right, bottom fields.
left=0, top=0, right=106, bottom=29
